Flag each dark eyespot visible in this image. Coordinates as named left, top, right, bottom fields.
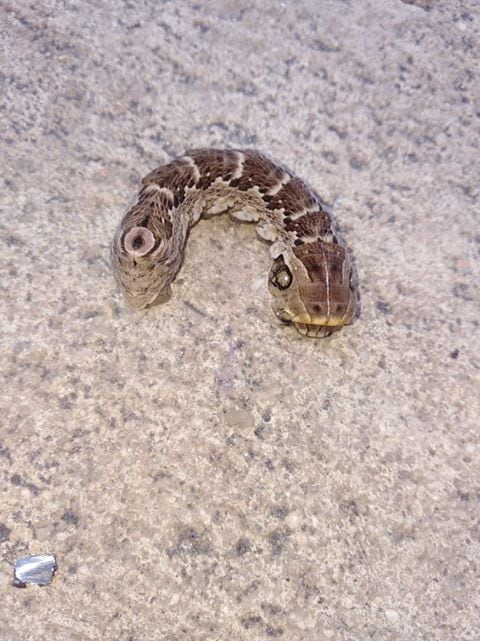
left=271, top=266, right=293, bottom=290
left=123, top=226, right=156, bottom=257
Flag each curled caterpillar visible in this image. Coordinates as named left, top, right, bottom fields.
left=111, top=148, right=357, bottom=338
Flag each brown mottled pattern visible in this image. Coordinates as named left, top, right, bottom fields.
left=265, top=176, right=318, bottom=214
left=292, top=242, right=352, bottom=322
left=186, top=148, right=240, bottom=189
left=122, top=188, right=174, bottom=241
left=112, top=148, right=357, bottom=337
left=231, top=150, right=286, bottom=193
left=293, top=242, right=347, bottom=283
left=142, top=157, right=198, bottom=206
left=284, top=209, right=333, bottom=239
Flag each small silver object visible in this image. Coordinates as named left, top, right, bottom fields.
left=13, top=554, right=57, bottom=587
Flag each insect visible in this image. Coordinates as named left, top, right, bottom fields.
left=112, top=148, right=357, bottom=337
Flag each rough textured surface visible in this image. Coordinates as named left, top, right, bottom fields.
left=0, top=1, right=479, bottom=639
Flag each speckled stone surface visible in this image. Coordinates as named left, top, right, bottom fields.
left=1, top=1, right=479, bottom=639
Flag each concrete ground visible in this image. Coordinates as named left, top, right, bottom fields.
left=1, top=1, right=479, bottom=639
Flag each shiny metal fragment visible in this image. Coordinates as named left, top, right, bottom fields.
left=13, top=554, right=57, bottom=587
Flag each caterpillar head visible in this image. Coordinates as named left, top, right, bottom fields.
left=268, top=242, right=356, bottom=338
